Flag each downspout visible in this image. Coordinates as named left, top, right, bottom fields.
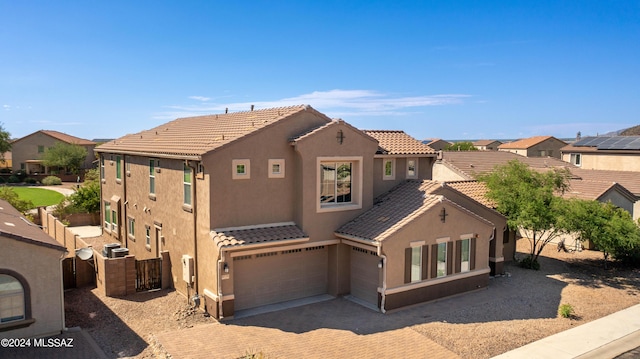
left=217, top=248, right=227, bottom=319
left=59, top=250, right=68, bottom=332
left=188, top=161, right=199, bottom=304
left=123, top=157, right=128, bottom=249
left=376, top=242, right=387, bottom=314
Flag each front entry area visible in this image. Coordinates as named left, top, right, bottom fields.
left=233, top=245, right=329, bottom=311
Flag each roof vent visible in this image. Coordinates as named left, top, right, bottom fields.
left=251, top=104, right=254, bottom=111
left=225, top=108, right=228, bottom=114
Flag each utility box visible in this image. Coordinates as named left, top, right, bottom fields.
left=182, top=255, right=194, bottom=284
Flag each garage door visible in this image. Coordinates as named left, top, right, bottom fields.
left=233, top=246, right=328, bottom=311
left=350, top=246, right=380, bottom=307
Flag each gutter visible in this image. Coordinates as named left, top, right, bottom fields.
left=376, top=244, right=387, bottom=314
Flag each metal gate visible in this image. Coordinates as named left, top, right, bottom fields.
left=136, top=258, right=162, bottom=291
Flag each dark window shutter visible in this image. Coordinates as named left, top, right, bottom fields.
left=455, top=240, right=462, bottom=273
left=470, top=238, right=476, bottom=270
left=404, top=247, right=412, bottom=283
left=421, top=245, right=429, bottom=280
left=430, top=244, right=438, bottom=278
left=447, top=242, right=454, bottom=275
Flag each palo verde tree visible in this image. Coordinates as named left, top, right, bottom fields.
left=560, top=199, right=640, bottom=268
left=477, top=160, right=571, bottom=269
left=41, top=142, right=88, bottom=174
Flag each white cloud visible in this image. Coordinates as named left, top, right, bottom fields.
left=2, top=105, right=9, bottom=110
left=156, top=89, right=470, bottom=120
left=189, top=96, right=210, bottom=102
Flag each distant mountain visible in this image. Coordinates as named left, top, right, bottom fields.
left=620, top=125, right=640, bottom=136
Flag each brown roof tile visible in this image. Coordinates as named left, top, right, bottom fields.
left=336, top=180, right=493, bottom=242
left=498, top=136, right=565, bottom=149
left=212, top=224, right=308, bottom=249
left=97, top=105, right=325, bottom=158
left=364, top=130, right=437, bottom=155
left=570, top=169, right=640, bottom=195
left=444, top=181, right=496, bottom=208
left=473, top=139, right=502, bottom=146
left=0, top=200, right=66, bottom=252
left=561, top=180, right=635, bottom=201
left=12, top=130, right=95, bottom=146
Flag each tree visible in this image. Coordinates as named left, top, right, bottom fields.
left=444, top=141, right=478, bottom=151
left=0, top=123, right=12, bottom=164
left=0, top=187, right=34, bottom=214
left=561, top=199, right=640, bottom=268
left=41, top=142, right=88, bottom=174
left=68, top=168, right=100, bottom=213
left=477, top=160, right=571, bottom=269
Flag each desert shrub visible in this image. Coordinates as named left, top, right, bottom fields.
left=558, top=303, right=575, bottom=318
left=41, top=176, right=62, bottom=185
left=7, top=175, right=20, bottom=183
left=518, top=255, right=540, bottom=270
left=24, top=177, right=38, bottom=184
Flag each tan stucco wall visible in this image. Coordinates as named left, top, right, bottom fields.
left=432, top=162, right=470, bottom=181
left=12, top=132, right=95, bottom=173
left=0, top=237, right=65, bottom=338
left=562, top=152, right=640, bottom=172
left=372, top=157, right=434, bottom=198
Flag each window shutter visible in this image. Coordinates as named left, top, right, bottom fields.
left=421, top=245, right=429, bottom=280
left=447, top=242, right=454, bottom=275
left=455, top=240, right=462, bottom=273
left=430, top=244, right=438, bottom=279
left=404, top=247, right=412, bottom=284
left=470, top=238, right=476, bottom=270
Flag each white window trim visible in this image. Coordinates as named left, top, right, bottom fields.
left=268, top=159, right=285, bottom=179
left=410, top=246, right=421, bottom=283
left=460, top=238, right=471, bottom=273
left=570, top=153, right=582, bottom=167
left=232, top=159, right=251, bottom=180
left=382, top=158, right=396, bottom=180
left=437, top=242, right=447, bottom=278
left=316, top=156, right=363, bottom=213
left=406, top=158, right=418, bottom=179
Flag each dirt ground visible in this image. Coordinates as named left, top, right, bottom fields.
left=64, top=239, right=640, bottom=358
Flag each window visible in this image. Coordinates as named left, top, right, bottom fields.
left=149, top=159, right=156, bottom=195
left=125, top=158, right=131, bottom=176
left=406, top=158, right=418, bottom=179
left=183, top=164, right=192, bottom=206
left=410, top=246, right=421, bottom=282
left=104, top=201, right=111, bottom=230
left=111, top=209, right=118, bottom=233
left=127, top=217, right=135, bottom=239
left=383, top=158, right=395, bottom=180
left=100, top=156, right=105, bottom=181
left=437, top=242, right=447, bottom=277
left=145, top=226, right=151, bottom=248
left=570, top=153, right=581, bottom=166
left=0, top=274, right=25, bottom=323
left=37, top=145, right=44, bottom=154
left=115, top=155, right=122, bottom=180
left=460, top=239, right=470, bottom=272
left=318, top=157, right=362, bottom=212
left=268, top=159, right=285, bottom=178
left=232, top=159, right=250, bottom=179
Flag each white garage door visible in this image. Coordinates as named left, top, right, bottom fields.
left=350, top=246, right=379, bottom=307
left=233, top=246, right=328, bottom=311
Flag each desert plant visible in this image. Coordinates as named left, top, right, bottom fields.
left=7, top=175, right=20, bottom=183
left=42, top=176, right=62, bottom=185
left=558, top=303, right=575, bottom=318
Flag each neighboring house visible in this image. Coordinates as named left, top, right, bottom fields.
left=498, top=136, right=567, bottom=159
left=560, top=136, right=640, bottom=171
left=423, top=138, right=451, bottom=151
left=472, top=140, right=502, bottom=151
left=571, top=168, right=640, bottom=221
left=11, top=130, right=96, bottom=175
left=95, top=105, right=507, bottom=318
left=0, top=199, right=66, bottom=338
left=1, top=151, right=11, bottom=169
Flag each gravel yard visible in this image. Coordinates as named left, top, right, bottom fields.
left=65, top=239, right=640, bottom=358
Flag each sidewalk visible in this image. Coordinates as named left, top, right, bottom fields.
left=493, top=303, right=640, bottom=359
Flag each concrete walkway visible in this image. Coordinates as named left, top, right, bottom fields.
left=493, top=303, right=640, bottom=359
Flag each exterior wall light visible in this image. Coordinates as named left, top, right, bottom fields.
left=378, top=259, right=384, bottom=269
left=223, top=263, right=229, bottom=273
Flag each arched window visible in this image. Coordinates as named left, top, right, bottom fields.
left=0, top=274, right=25, bottom=323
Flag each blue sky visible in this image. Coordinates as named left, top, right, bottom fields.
left=1, top=1, right=639, bottom=141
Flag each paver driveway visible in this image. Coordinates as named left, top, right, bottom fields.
left=156, top=297, right=460, bottom=359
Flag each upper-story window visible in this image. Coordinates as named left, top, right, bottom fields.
left=149, top=159, right=156, bottom=195
left=37, top=145, right=44, bottom=154
left=104, top=201, right=111, bottom=231
left=570, top=153, right=581, bottom=166
left=115, top=155, right=122, bottom=180
left=100, top=156, right=105, bottom=181
left=406, top=158, right=418, bottom=179
left=317, top=156, right=362, bottom=212
left=437, top=242, right=448, bottom=278
left=460, top=238, right=471, bottom=272
left=383, top=158, right=396, bottom=180
left=183, top=164, right=192, bottom=206
left=232, top=159, right=250, bottom=180
left=268, top=159, right=285, bottom=179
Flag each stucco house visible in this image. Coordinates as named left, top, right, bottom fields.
left=0, top=200, right=66, bottom=338
left=560, top=136, right=640, bottom=172
left=498, top=136, right=567, bottom=159
left=95, top=105, right=512, bottom=318
left=472, top=140, right=502, bottom=151
left=11, top=130, right=96, bottom=176
left=423, top=138, right=451, bottom=151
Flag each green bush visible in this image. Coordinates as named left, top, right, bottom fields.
left=0, top=168, right=11, bottom=174
left=41, top=176, right=62, bottom=185
left=558, top=303, right=575, bottom=318
left=24, top=177, right=38, bottom=184
left=519, top=255, right=540, bottom=270
left=7, top=175, right=20, bottom=183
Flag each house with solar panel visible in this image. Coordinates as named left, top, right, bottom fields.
left=561, top=136, right=640, bottom=172
left=94, top=105, right=508, bottom=318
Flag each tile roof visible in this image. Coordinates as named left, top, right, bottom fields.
left=439, top=151, right=576, bottom=179
left=498, top=136, right=565, bottom=149
left=212, top=224, right=308, bottom=249
left=473, top=140, right=502, bottom=146
left=570, top=168, right=640, bottom=195
left=97, top=105, right=326, bottom=158
left=336, top=180, right=493, bottom=242
left=12, top=130, right=95, bottom=146
left=0, top=199, right=66, bottom=252
left=364, top=130, right=437, bottom=155
left=562, top=180, right=636, bottom=201
left=444, top=181, right=496, bottom=208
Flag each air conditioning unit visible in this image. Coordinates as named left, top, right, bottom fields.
left=103, top=243, right=121, bottom=258
left=182, top=255, right=194, bottom=284
left=111, top=248, right=129, bottom=258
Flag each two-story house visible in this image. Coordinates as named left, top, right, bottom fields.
left=96, top=105, right=505, bottom=318
left=498, top=136, right=567, bottom=159
left=561, top=136, right=640, bottom=171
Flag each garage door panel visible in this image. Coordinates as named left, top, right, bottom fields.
left=234, top=247, right=328, bottom=311
left=350, top=247, right=379, bottom=306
